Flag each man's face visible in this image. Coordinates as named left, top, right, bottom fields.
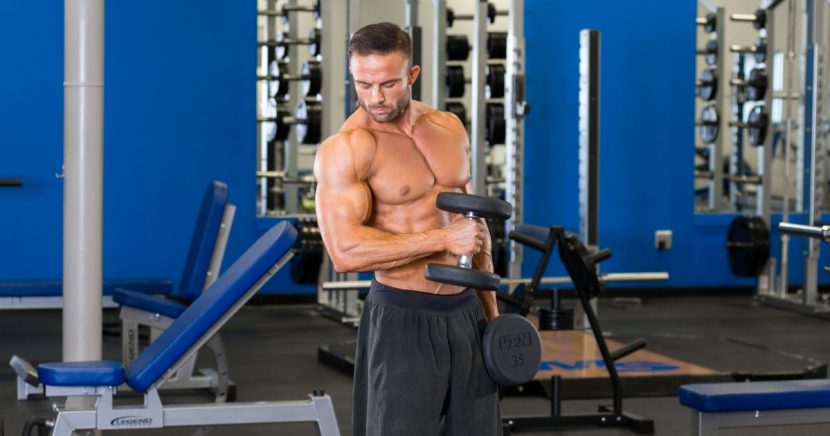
left=350, top=51, right=420, bottom=123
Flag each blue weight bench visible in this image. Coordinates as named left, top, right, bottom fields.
left=11, top=222, right=340, bottom=435
left=112, top=180, right=236, bottom=401
left=679, top=380, right=830, bottom=435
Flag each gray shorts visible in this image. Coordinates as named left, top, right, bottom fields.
left=352, top=280, right=501, bottom=436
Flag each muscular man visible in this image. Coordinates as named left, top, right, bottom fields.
left=314, top=22, right=501, bottom=435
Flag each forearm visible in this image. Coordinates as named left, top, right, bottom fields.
left=327, top=225, right=446, bottom=272
left=473, top=220, right=499, bottom=320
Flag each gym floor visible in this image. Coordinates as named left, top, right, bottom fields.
left=2, top=295, right=830, bottom=435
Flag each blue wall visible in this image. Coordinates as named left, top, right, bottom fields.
left=523, top=0, right=829, bottom=289
left=0, top=1, right=306, bottom=294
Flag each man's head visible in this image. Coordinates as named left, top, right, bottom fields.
left=349, top=22, right=420, bottom=123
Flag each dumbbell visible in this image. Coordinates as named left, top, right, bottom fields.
left=423, top=192, right=541, bottom=386
left=730, top=37, right=767, bottom=64
left=696, top=13, right=717, bottom=34
left=445, top=64, right=505, bottom=99
left=696, top=104, right=719, bottom=144
left=697, top=68, right=717, bottom=101
left=258, top=100, right=322, bottom=144
left=446, top=2, right=508, bottom=27
left=280, top=0, right=321, bottom=22
left=260, top=60, right=322, bottom=99
left=258, top=28, right=321, bottom=60
left=729, top=105, right=768, bottom=146
left=696, top=39, right=718, bottom=67
left=730, top=9, right=766, bottom=30
left=731, top=67, right=767, bottom=102
left=447, top=35, right=471, bottom=61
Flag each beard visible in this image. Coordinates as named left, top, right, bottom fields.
left=359, top=93, right=410, bottom=123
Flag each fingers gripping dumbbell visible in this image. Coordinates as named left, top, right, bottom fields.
left=258, top=28, right=321, bottom=60
left=424, top=193, right=542, bottom=386
left=258, top=100, right=322, bottom=144
left=260, top=60, right=322, bottom=99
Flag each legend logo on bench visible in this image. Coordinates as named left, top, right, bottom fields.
left=111, top=416, right=154, bottom=427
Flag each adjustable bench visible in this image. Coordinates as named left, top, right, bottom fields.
left=11, top=222, right=340, bottom=435
left=679, top=380, right=830, bottom=435
left=112, top=180, right=236, bottom=400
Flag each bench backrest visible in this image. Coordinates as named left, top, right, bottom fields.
left=175, top=180, right=229, bottom=302
left=125, top=222, right=296, bottom=393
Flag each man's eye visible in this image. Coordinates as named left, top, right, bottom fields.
left=383, top=82, right=395, bottom=88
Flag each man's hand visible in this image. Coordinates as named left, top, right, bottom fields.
left=442, top=218, right=489, bottom=256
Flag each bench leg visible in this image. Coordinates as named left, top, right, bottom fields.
left=691, top=410, right=719, bottom=436
left=122, top=318, right=140, bottom=363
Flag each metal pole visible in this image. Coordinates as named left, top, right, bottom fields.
left=504, top=0, right=525, bottom=281
left=63, top=0, right=104, bottom=362
left=470, top=0, right=488, bottom=196
left=779, top=0, right=797, bottom=299
left=432, top=0, right=446, bottom=109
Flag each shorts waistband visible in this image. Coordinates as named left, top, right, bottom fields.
left=368, top=279, right=476, bottom=312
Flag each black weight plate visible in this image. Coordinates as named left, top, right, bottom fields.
left=301, top=60, right=322, bottom=97
left=705, top=39, right=718, bottom=67
left=486, top=103, right=506, bottom=144
left=295, top=100, right=322, bottom=144
left=445, top=65, right=466, bottom=98
left=487, top=2, right=498, bottom=23
left=435, top=192, right=513, bottom=220
left=726, top=215, right=770, bottom=276
left=447, top=35, right=470, bottom=61
left=698, top=68, right=717, bottom=101
left=558, top=232, right=606, bottom=299
left=486, top=64, right=505, bottom=99
left=487, top=32, right=507, bottom=59
left=446, top=7, right=455, bottom=27
left=699, top=104, right=719, bottom=144
left=308, top=28, right=321, bottom=57
left=267, top=61, right=290, bottom=99
left=445, top=102, right=468, bottom=127
left=747, top=105, right=768, bottom=146
left=754, top=8, right=766, bottom=30
left=482, top=314, right=542, bottom=386
left=703, top=13, right=717, bottom=33
left=275, top=32, right=289, bottom=60
left=754, top=37, right=766, bottom=63
left=746, top=68, right=767, bottom=101
left=424, top=263, right=501, bottom=290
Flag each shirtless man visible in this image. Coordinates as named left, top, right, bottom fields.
left=314, top=22, right=501, bottom=435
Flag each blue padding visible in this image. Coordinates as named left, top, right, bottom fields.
left=125, top=222, right=297, bottom=393
left=680, top=380, right=830, bottom=412
left=175, top=180, right=229, bottom=302
left=0, top=279, right=173, bottom=297
left=38, top=360, right=125, bottom=387
left=112, top=288, right=186, bottom=319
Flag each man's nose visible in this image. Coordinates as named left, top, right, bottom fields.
left=371, top=86, right=384, bottom=103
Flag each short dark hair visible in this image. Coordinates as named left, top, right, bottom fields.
left=348, top=22, right=412, bottom=62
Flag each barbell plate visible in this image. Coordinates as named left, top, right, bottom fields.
left=268, top=61, right=290, bottom=99
left=309, top=28, right=321, bottom=57
left=699, top=104, right=719, bottom=144
left=703, top=13, right=717, bottom=33
left=482, top=314, right=542, bottom=386
left=747, top=105, right=768, bottom=146
left=754, top=8, right=766, bottom=30
left=746, top=68, right=767, bottom=102
left=726, top=215, right=770, bottom=277
left=705, top=39, right=718, bottom=66
left=424, top=263, right=501, bottom=290
left=435, top=192, right=513, bottom=220
left=754, top=37, right=766, bottom=63
left=295, top=100, right=323, bottom=144
left=445, top=102, right=468, bottom=127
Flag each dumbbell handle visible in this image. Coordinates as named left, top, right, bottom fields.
left=779, top=222, right=830, bottom=242
left=458, top=211, right=477, bottom=268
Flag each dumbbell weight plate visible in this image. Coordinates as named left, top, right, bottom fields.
left=481, top=314, right=542, bottom=386
left=746, top=68, right=767, bottom=102
left=295, top=100, right=322, bottom=144
left=447, top=35, right=471, bottom=61
left=268, top=61, right=290, bottom=99
left=301, top=60, right=322, bottom=97
left=308, top=28, right=321, bottom=57
left=445, top=102, right=468, bottom=128
left=435, top=192, right=512, bottom=220
left=424, top=263, right=501, bottom=290
left=703, top=12, right=717, bottom=33
left=747, top=105, right=768, bottom=146
left=486, top=64, right=505, bottom=99
left=446, top=65, right=466, bottom=98
left=486, top=103, right=506, bottom=144
left=698, top=68, right=717, bottom=101
left=487, top=32, right=507, bottom=59
left=704, top=39, right=718, bottom=67
left=699, top=104, right=718, bottom=144
left=754, top=37, right=766, bottom=63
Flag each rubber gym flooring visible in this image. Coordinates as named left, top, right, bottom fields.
left=2, top=295, right=830, bottom=435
